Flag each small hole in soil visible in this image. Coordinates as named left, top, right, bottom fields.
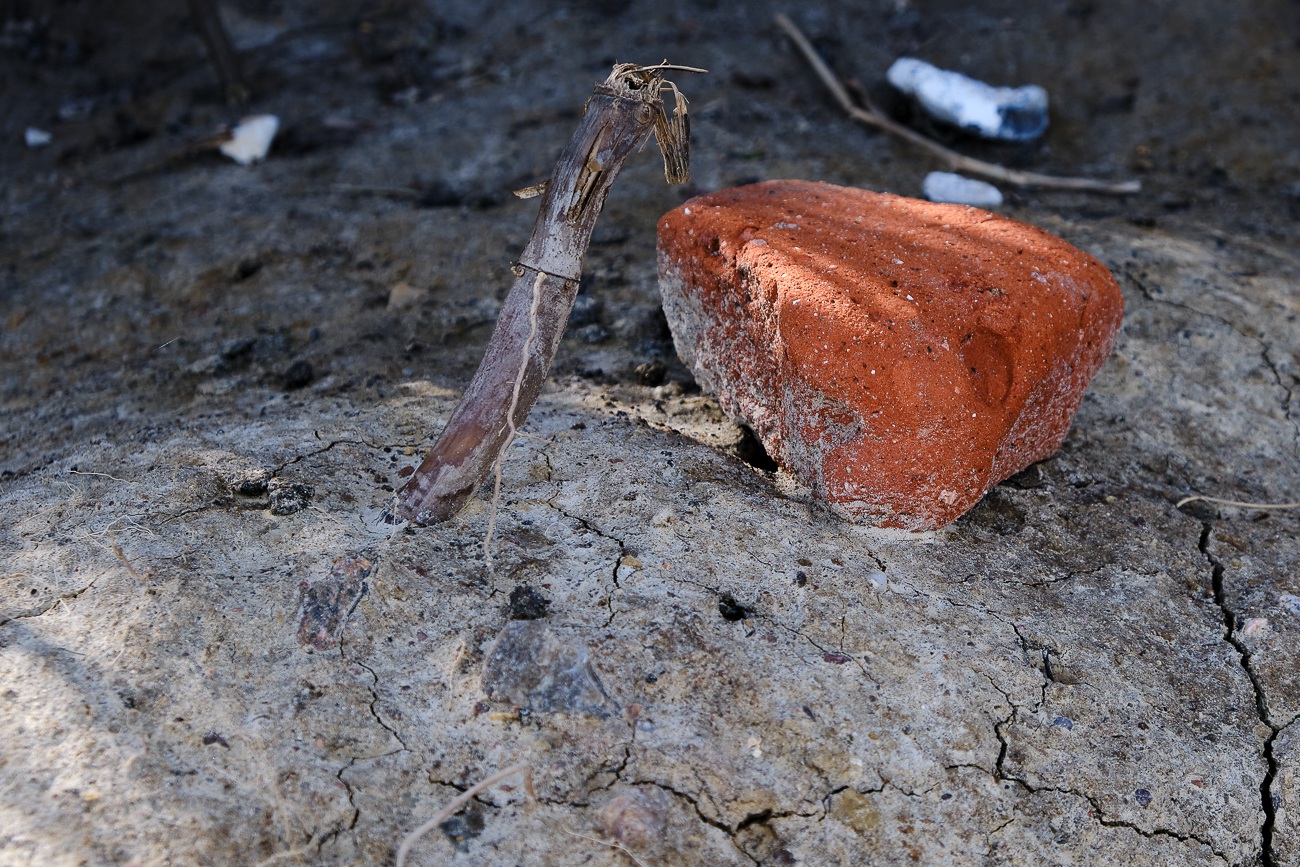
left=736, top=427, right=778, bottom=472
left=718, top=594, right=752, bottom=621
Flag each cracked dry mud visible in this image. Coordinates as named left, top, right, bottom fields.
left=2, top=1, right=1299, bottom=865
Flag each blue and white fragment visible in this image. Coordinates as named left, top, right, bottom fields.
left=887, top=57, right=1049, bottom=142
left=219, top=114, right=280, bottom=165
left=922, top=171, right=1004, bottom=208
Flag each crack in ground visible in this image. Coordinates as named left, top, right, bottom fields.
left=275, top=437, right=372, bottom=472
left=765, top=617, right=882, bottom=685
left=973, top=668, right=1229, bottom=861
left=1197, top=521, right=1279, bottom=867
left=347, top=653, right=410, bottom=752
left=1129, top=267, right=1300, bottom=461
left=1076, top=788, right=1229, bottom=863
left=0, top=596, right=68, bottom=627
left=978, top=769, right=1229, bottom=861
left=629, top=779, right=760, bottom=866
left=318, top=758, right=361, bottom=851
left=1259, top=343, right=1300, bottom=458
left=542, top=498, right=627, bottom=628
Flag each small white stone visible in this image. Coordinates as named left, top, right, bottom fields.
left=219, top=114, right=280, bottom=165
left=24, top=127, right=52, bottom=148
left=922, top=172, right=1004, bottom=208
left=887, top=57, right=1048, bottom=141
left=1241, top=617, right=1269, bottom=637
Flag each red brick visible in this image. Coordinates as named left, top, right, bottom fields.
left=657, top=180, right=1123, bottom=529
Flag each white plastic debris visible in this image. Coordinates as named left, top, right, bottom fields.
left=886, top=57, right=1048, bottom=142
left=24, top=127, right=52, bottom=148
left=219, top=114, right=280, bottom=165
left=922, top=171, right=1004, bottom=208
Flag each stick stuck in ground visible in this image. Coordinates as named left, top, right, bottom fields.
left=395, top=63, right=700, bottom=526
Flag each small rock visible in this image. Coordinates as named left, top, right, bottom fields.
left=228, top=467, right=271, bottom=496
left=1281, top=594, right=1300, bottom=618
left=1240, top=617, right=1269, bottom=637
left=922, top=171, right=1004, bottom=208
left=283, top=360, right=314, bottom=390
left=634, top=361, right=667, bottom=386
left=296, top=553, right=371, bottom=650
left=887, top=57, right=1049, bottom=141
left=439, top=809, right=485, bottom=852
left=268, top=478, right=314, bottom=515
left=506, top=584, right=550, bottom=620
left=219, top=114, right=279, bottom=165
left=601, top=787, right=669, bottom=850
left=386, top=281, right=426, bottom=310
left=657, top=180, right=1123, bottom=529
left=24, top=127, right=52, bottom=148
left=481, top=620, right=615, bottom=717
left=1134, top=788, right=1153, bottom=807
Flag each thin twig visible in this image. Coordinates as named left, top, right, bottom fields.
left=395, top=762, right=531, bottom=867
left=774, top=13, right=1140, bottom=195
left=1175, top=495, right=1300, bottom=510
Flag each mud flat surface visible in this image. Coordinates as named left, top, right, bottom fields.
left=2, top=1, right=1297, bottom=864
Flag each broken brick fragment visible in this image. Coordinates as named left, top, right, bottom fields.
left=656, top=180, right=1123, bottom=529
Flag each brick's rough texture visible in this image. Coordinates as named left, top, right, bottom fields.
left=657, top=180, right=1123, bottom=529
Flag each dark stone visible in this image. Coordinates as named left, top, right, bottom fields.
left=506, top=584, right=550, bottom=620
left=228, top=467, right=270, bottom=496
left=439, top=808, right=485, bottom=852
left=634, top=361, right=666, bottom=386
left=283, top=360, right=314, bottom=390
left=269, top=479, right=315, bottom=515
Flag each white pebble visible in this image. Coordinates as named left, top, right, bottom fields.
left=24, top=127, right=52, bottom=148
left=922, top=172, right=1004, bottom=208
left=219, top=114, right=280, bottom=165
left=887, top=57, right=1048, bottom=141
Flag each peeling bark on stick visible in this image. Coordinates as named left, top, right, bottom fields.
left=396, top=63, right=697, bottom=525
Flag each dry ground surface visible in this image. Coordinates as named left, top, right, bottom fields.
left=1, top=1, right=1298, bottom=865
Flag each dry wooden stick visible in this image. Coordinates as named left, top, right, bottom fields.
left=774, top=13, right=1141, bottom=195
left=395, top=62, right=700, bottom=525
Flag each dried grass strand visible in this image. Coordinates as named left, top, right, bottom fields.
left=1175, top=495, right=1300, bottom=511
left=562, top=828, right=650, bottom=867
left=395, top=762, right=531, bottom=867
